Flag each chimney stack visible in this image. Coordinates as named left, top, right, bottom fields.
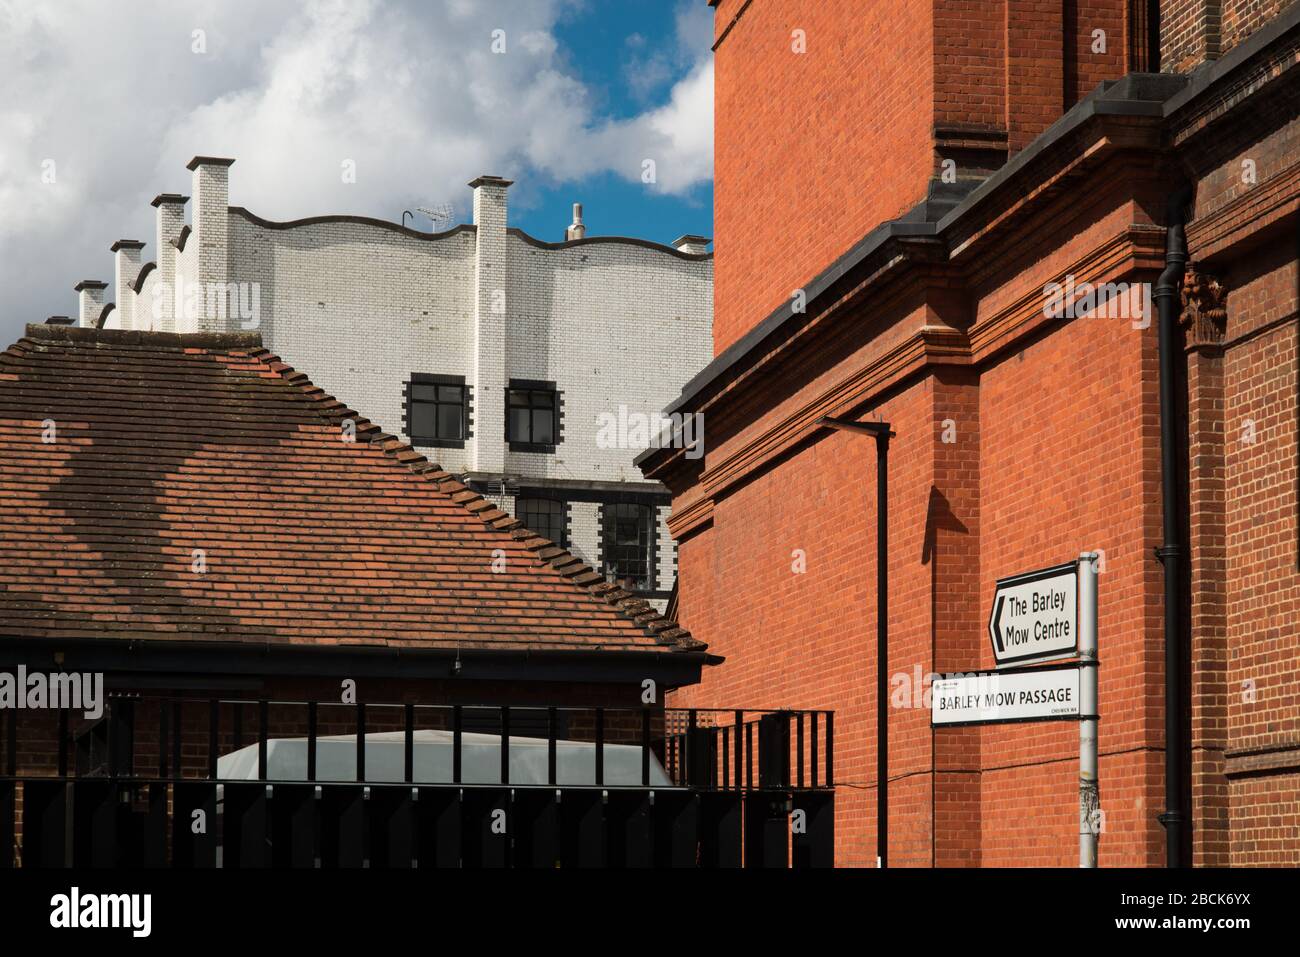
left=186, top=157, right=235, bottom=332
left=111, top=240, right=146, bottom=330
left=565, top=203, right=586, bottom=241
left=468, top=175, right=513, bottom=474
left=74, top=280, right=107, bottom=328
left=151, top=193, right=189, bottom=332
left=672, top=234, right=711, bottom=256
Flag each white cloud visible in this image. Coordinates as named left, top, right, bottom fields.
left=0, top=0, right=712, bottom=343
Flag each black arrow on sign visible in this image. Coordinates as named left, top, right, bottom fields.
left=991, top=594, right=1005, bottom=653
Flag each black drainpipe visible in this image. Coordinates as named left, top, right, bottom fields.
left=1153, top=185, right=1193, bottom=868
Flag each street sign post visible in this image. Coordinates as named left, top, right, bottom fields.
left=1077, top=552, right=1100, bottom=869
left=988, top=561, right=1078, bottom=666
left=933, top=554, right=1100, bottom=868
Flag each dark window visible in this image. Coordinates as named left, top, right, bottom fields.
left=601, top=503, right=655, bottom=591
left=506, top=381, right=559, bottom=451
left=407, top=374, right=469, bottom=448
left=516, top=497, right=567, bottom=547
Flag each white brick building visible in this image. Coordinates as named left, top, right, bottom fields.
left=67, top=156, right=713, bottom=604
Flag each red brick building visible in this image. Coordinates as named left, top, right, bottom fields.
left=641, top=1, right=1300, bottom=866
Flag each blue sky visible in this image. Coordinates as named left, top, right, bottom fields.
left=0, top=0, right=714, bottom=343
left=518, top=4, right=713, bottom=245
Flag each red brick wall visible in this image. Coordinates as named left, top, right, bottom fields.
left=1220, top=247, right=1300, bottom=864
left=1221, top=0, right=1300, bottom=54
left=711, top=0, right=935, bottom=355
left=674, top=377, right=939, bottom=866
left=1161, top=0, right=1299, bottom=72
left=976, top=268, right=1166, bottom=867
left=711, top=0, right=1141, bottom=355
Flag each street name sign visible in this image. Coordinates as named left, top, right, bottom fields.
left=988, top=560, right=1078, bottom=666
left=931, top=665, right=1082, bottom=726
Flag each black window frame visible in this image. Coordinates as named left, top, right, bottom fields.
left=599, top=502, right=657, bottom=593
left=515, top=496, right=569, bottom=548
left=406, top=373, right=472, bottom=449
left=505, top=379, right=561, bottom=453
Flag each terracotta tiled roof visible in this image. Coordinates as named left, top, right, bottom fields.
left=0, top=325, right=702, bottom=655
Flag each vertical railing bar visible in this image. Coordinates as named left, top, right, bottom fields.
left=500, top=706, right=510, bottom=785
left=811, top=711, right=819, bottom=789
left=790, top=712, right=800, bottom=790
left=686, top=709, right=697, bottom=787
left=232, top=702, right=243, bottom=752
left=548, top=707, right=558, bottom=787
left=733, top=710, right=743, bottom=792
left=57, top=709, right=69, bottom=778
left=307, top=701, right=317, bottom=783
left=713, top=726, right=722, bottom=791
left=356, top=703, right=366, bottom=783
left=826, top=711, right=834, bottom=786
left=722, top=726, right=730, bottom=790
left=452, top=706, right=462, bottom=785
left=208, top=699, right=219, bottom=780
left=258, top=700, right=269, bottom=781
left=641, top=708, right=651, bottom=787
left=4, top=708, right=15, bottom=776
left=404, top=704, right=415, bottom=785
left=745, top=720, right=753, bottom=790
left=782, top=711, right=792, bottom=789
left=158, top=700, right=168, bottom=780
left=108, top=698, right=118, bottom=778
left=594, top=708, right=604, bottom=787
left=172, top=701, right=182, bottom=782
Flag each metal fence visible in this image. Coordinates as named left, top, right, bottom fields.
left=0, top=696, right=834, bottom=868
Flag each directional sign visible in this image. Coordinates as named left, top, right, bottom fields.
left=989, top=561, right=1078, bottom=666
left=931, top=665, right=1082, bottom=726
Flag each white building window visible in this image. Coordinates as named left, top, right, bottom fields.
left=407, top=374, right=470, bottom=448
left=506, top=380, right=559, bottom=452
left=600, top=502, right=655, bottom=592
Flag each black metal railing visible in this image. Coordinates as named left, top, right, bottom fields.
left=0, top=695, right=834, bottom=868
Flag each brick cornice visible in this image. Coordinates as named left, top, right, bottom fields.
left=1167, top=14, right=1300, bottom=153
left=679, top=225, right=1165, bottom=508
left=665, top=494, right=714, bottom=540
left=968, top=224, right=1166, bottom=362
left=698, top=325, right=944, bottom=502
left=1187, top=160, right=1300, bottom=262
left=1224, top=741, right=1300, bottom=778
left=949, top=125, right=1156, bottom=264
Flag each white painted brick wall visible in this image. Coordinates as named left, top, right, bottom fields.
left=567, top=501, right=601, bottom=571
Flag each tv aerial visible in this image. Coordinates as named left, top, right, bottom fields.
left=417, top=203, right=456, bottom=232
